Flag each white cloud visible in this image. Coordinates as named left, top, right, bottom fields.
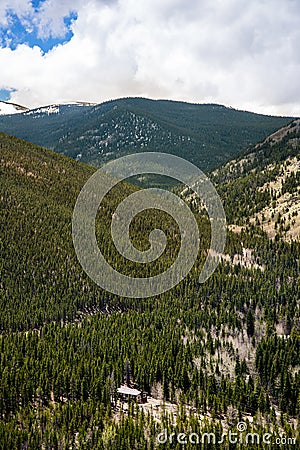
left=32, top=0, right=80, bottom=39
left=0, top=0, right=300, bottom=115
left=0, top=1, right=32, bottom=27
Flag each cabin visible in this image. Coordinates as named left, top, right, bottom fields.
left=117, top=385, right=147, bottom=404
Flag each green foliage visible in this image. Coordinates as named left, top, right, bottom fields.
left=0, top=97, right=293, bottom=173
left=0, top=132, right=299, bottom=448
left=213, top=121, right=300, bottom=225
left=256, top=333, right=300, bottom=415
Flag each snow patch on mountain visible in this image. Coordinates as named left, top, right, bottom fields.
left=0, top=101, right=28, bottom=115
left=24, top=105, right=60, bottom=116
left=22, top=102, right=97, bottom=118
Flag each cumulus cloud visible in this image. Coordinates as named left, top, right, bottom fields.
left=32, top=0, right=80, bottom=39
left=0, top=0, right=300, bottom=115
left=0, top=1, right=31, bottom=27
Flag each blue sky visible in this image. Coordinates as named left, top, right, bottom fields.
left=0, top=0, right=78, bottom=103
left=0, top=88, right=16, bottom=101
left=0, top=0, right=77, bottom=52
left=0, top=0, right=300, bottom=115
left=0, top=10, right=77, bottom=53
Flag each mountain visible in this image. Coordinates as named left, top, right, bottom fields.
left=0, top=100, right=28, bottom=115
left=0, top=97, right=295, bottom=172
left=211, top=118, right=300, bottom=240
left=0, top=132, right=299, bottom=448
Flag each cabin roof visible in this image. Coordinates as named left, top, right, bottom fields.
left=117, top=386, right=141, bottom=396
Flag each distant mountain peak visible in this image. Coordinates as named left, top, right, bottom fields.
left=0, top=97, right=295, bottom=173
left=22, top=101, right=98, bottom=118
left=0, top=101, right=29, bottom=116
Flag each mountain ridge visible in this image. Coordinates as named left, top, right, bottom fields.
left=211, top=118, right=300, bottom=240
left=0, top=97, right=295, bottom=172
left=0, top=100, right=29, bottom=115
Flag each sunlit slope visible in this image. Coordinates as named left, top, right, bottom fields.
left=213, top=119, right=300, bottom=240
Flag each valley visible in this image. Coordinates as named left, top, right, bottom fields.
left=0, top=106, right=299, bottom=448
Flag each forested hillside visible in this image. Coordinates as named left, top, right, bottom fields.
left=212, top=119, right=300, bottom=240
left=0, top=132, right=299, bottom=448
left=0, top=97, right=294, bottom=172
